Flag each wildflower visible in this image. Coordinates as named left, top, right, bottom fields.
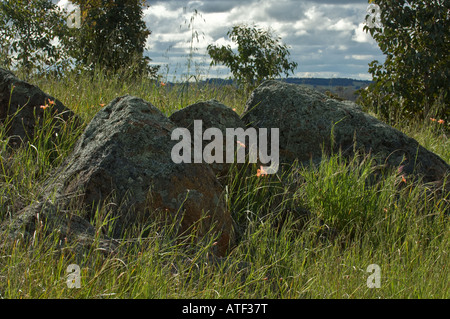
left=160, top=81, right=166, bottom=87
left=236, top=140, right=245, bottom=148
left=256, top=166, right=267, bottom=177
left=99, top=103, right=105, bottom=107
left=430, top=118, right=436, bottom=122
left=40, top=104, right=49, bottom=110
left=401, top=175, right=407, bottom=184
left=232, top=108, right=237, bottom=112
left=48, top=99, right=55, bottom=105
left=438, top=119, right=445, bottom=124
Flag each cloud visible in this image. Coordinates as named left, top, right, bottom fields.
left=328, top=18, right=356, bottom=31
left=346, top=54, right=376, bottom=60
left=56, top=0, right=383, bottom=80
left=352, top=22, right=375, bottom=43
left=264, top=0, right=307, bottom=22
left=196, top=0, right=244, bottom=13
left=56, top=0, right=77, bottom=11
left=306, top=0, right=368, bottom=4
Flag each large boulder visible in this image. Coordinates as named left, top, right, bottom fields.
left=242, top=80, right=449, bottom=184
left=5, top=95, right=233, bottom=256
left=0, top=68, right=78, bottom=146
left=169, top=99, right=246, bottom=178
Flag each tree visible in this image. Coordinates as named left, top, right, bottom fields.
left=0, top=0, right=69, bottom=75
left=207, top=24, right=298, bottom=92
left=358, top=0, right=449, bottom=123
left=66, top=0, right=159, bottom=77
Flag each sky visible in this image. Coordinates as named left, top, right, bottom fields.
left=59, top=0, right=385, bottom=81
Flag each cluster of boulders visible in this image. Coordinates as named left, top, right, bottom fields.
left=1, top=68, right=449, bottom=256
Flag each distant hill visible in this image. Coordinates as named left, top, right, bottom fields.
left=284, top=77, right=372, bottom=88
left=203, top=77, right=373, bottom=102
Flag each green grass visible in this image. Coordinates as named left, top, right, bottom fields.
left=0, top=70, right=448, bottom=299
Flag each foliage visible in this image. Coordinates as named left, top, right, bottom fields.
left=66, top=0, right=159, bottom=78
left=0, top=0, right=70, bottom=76
left=0, top=69, right=449, bottom=299
left=207, top=24, right=298, bottom=92
left=0, top=0, right=159, bottom=78
left=358, top=0, right=449, bottom=124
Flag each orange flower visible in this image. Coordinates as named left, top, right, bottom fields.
left=236, top=140, right=245, bottom=148
left=99, top=103, right=105, bottom=107
left=256, top=166, right=267, bottom=177
left=401, top=175, right=407, bottom=184
left=438, top=119, right=445, bottom=124
left=48, top=99, right=55, bottom=105
left=40, top=104, right=49, bottom=110
left=160, top=82, right=166, bottom=87
left=430, top=118, right=436, bottom=122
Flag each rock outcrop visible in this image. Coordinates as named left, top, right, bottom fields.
left=4, top=79, right=448, bottom=258
left=5, top=95, right=233, bottom=256
left=242, top=80, right=449, bottom=183
left=169, top=99, right=246, bottom=178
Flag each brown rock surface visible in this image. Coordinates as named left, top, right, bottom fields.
left=5, top=95, right=233, bottom=256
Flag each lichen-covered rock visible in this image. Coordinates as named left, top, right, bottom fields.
left=169, top=99, right=246, bottom=178
left=242, top=80, right=449, bottom=183
left=0, top=68, right=78, bottom=146
left=5, top=95, right=233, bottom=256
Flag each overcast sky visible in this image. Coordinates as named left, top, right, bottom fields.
left=60, top=0, right=385, bottom=81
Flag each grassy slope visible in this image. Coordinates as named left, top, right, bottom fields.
left=0, top=71, right=448, bottom=299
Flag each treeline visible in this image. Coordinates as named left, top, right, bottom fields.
left=283, top=78, right=372, bottom=88
left=204, top=78, right=372, bottom=88
left=0, top=0, right=158, bottom=79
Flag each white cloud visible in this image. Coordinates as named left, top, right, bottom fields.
left=140, top=0, right=384, bottom=80
left=295, top=6, right=332, bottom=31
left=56, top=0, right=78, bottom=12
left=328, top=18, right=355, bottom=31
left=352, top=22, right=375, bottom=43
left=296, top=71, right=340, bottom=78
left=346, top=54, right=375, bottom=60
left=210, top=37, right=237, bottom=49
left=144, top=4, right=183, bottom=20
